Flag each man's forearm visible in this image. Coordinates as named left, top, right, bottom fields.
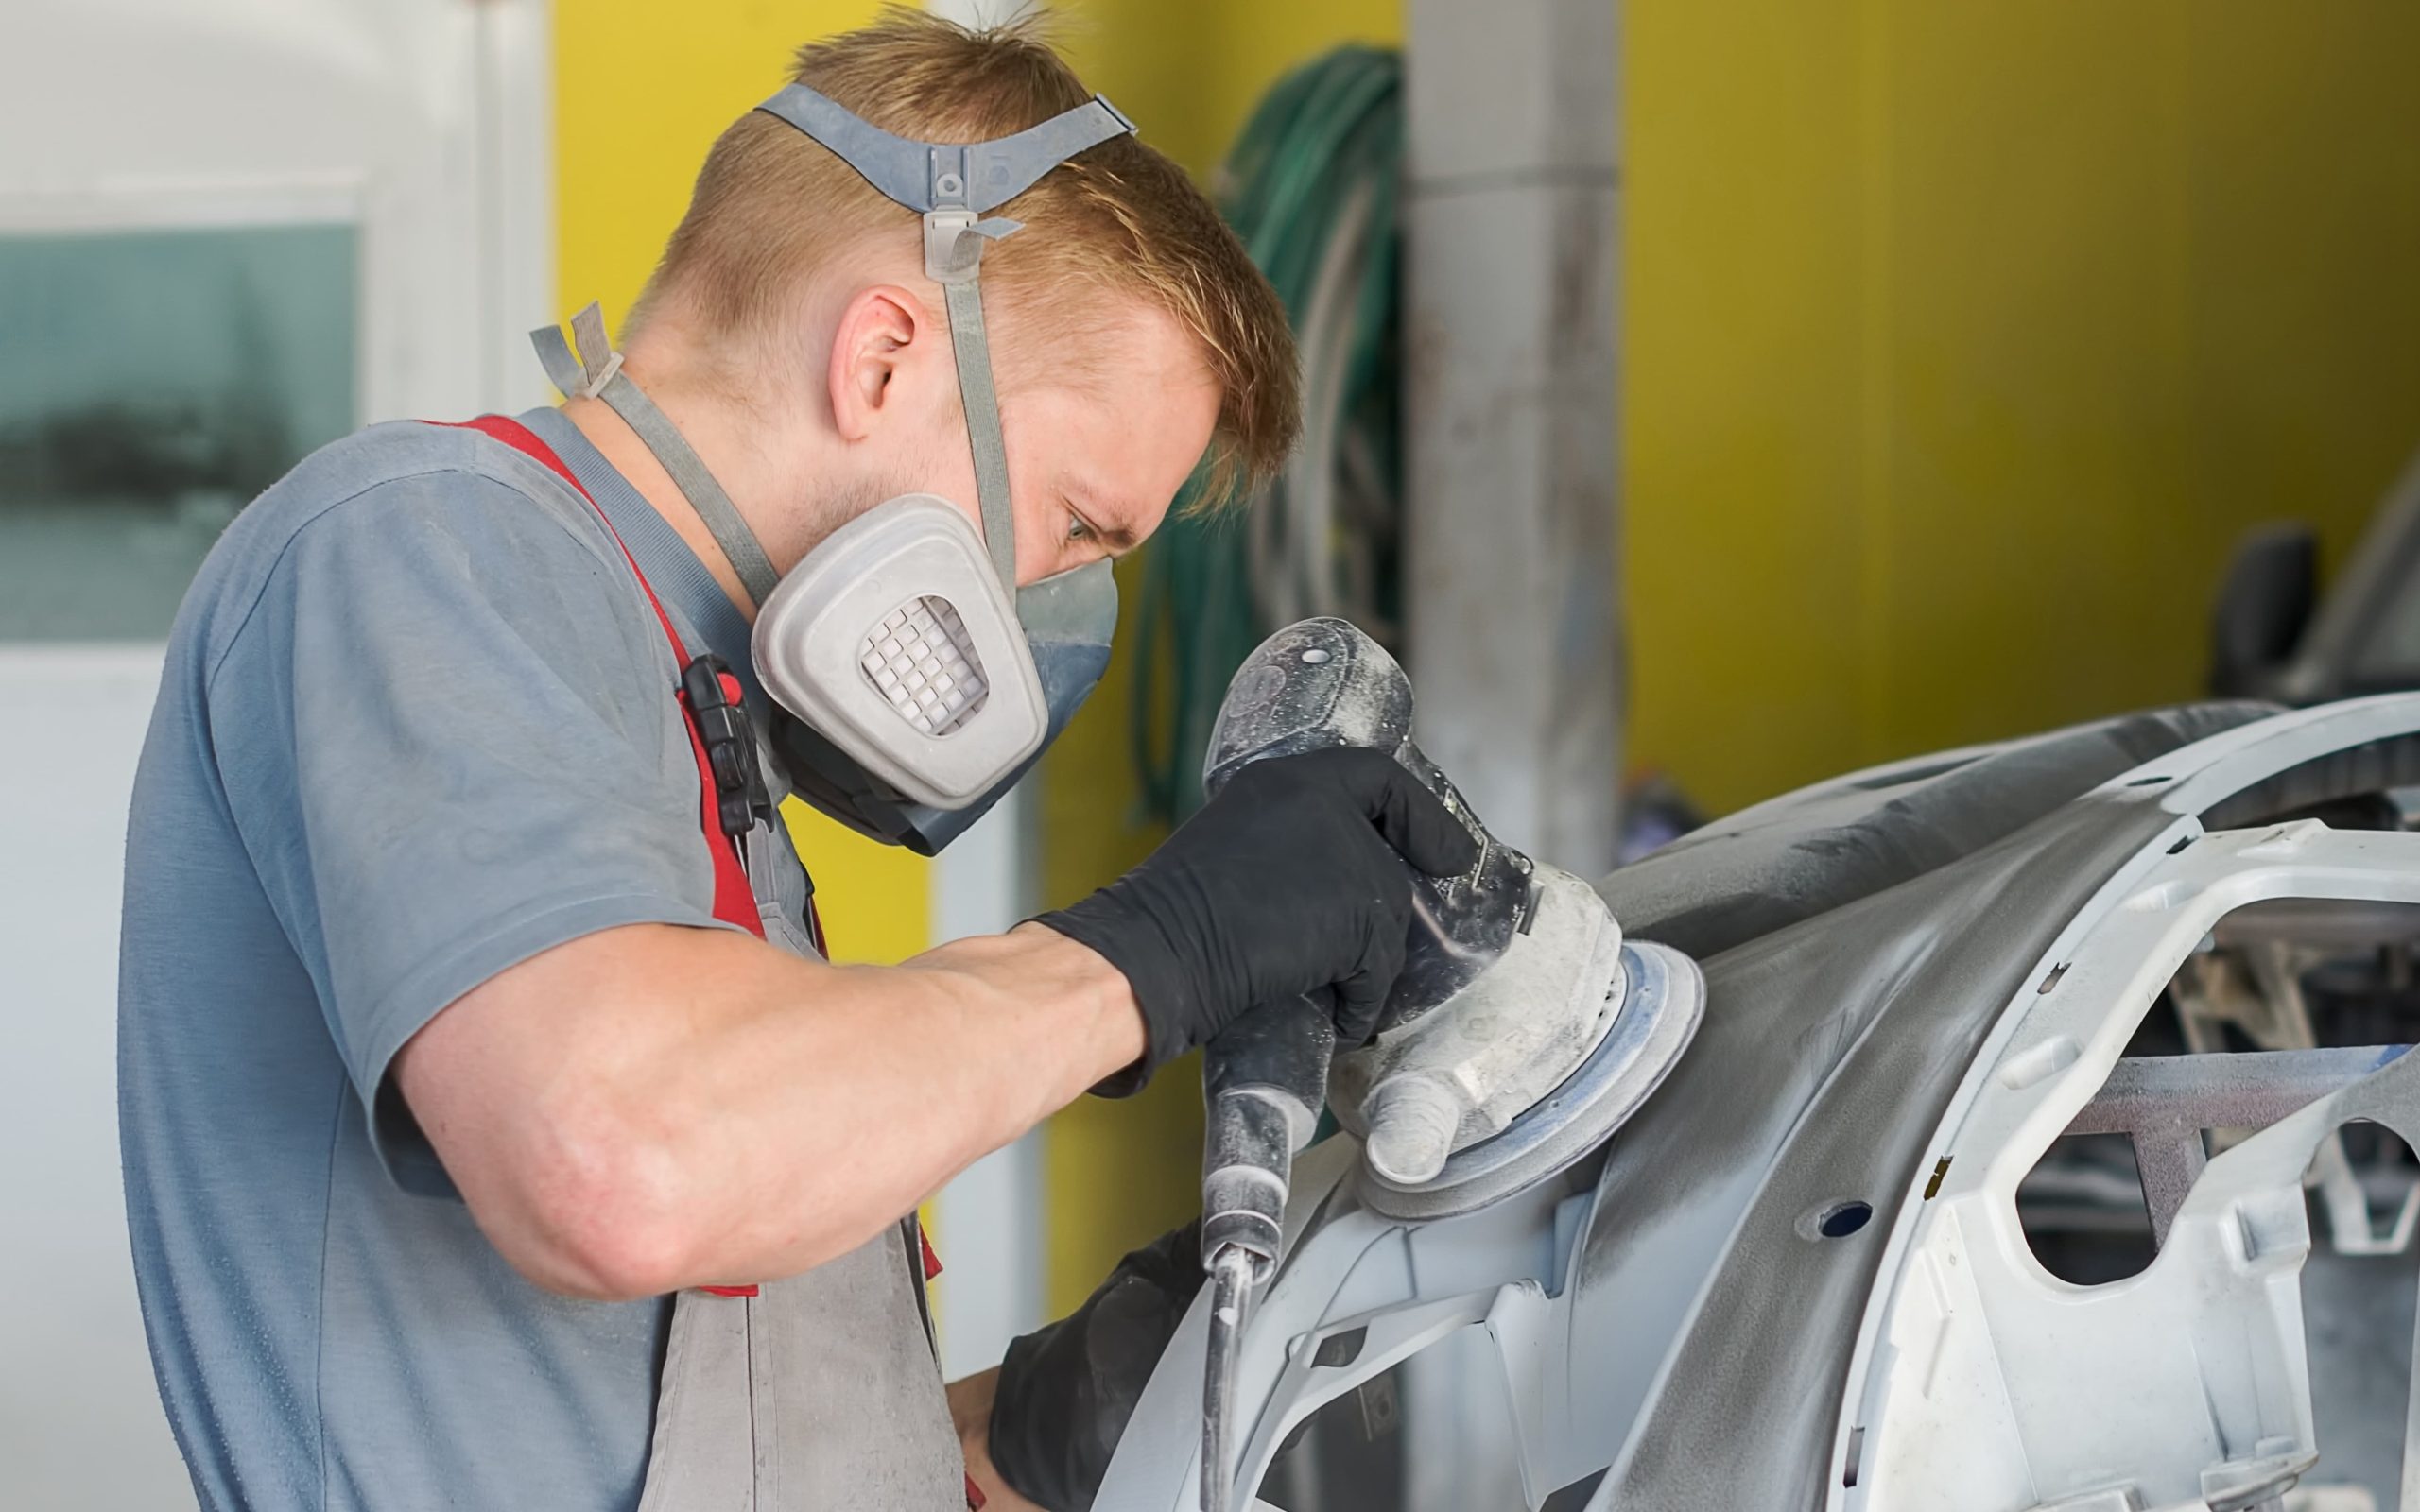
left=399, top=920, right=1142, bottom=1299
left=631, top=922, right=1141, bottom=1283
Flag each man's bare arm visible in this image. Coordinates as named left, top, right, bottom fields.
left=393, top=921, right=1143, bottom=1300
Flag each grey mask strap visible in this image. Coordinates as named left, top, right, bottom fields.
left=934, top=231, right=1021, bottom=590
left=528, top=303, right=783, bottom=609
left=753, top=84, right=1136, bottom=593
left=754, top=85, right=1134, bottom=217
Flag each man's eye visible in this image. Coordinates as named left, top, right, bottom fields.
left=1066, top=514, right=1096, bottom=543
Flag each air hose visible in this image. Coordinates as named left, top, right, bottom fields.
left=1131, top=45, right=1405, bottom=826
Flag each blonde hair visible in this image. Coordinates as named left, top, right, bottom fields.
left=636, top=8, right=1298, bottom=505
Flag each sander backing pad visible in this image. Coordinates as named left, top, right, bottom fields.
left=1356, top=942, right=1706, bottom=1221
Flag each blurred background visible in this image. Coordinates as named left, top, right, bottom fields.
left=4, top=0, right=2418, bottom=1504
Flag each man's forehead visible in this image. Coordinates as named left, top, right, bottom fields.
left=1001, top=287, right=1214, bottom=394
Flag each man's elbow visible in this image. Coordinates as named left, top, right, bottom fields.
left=477, top=1098, right=706, bottom=1302
left=505, top=1211, right=691, bottom=1304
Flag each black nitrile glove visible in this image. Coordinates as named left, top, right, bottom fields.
left=989, top=1220, right=1203, bottom=1511
left=1037, top=747, right=1478, bottom=1095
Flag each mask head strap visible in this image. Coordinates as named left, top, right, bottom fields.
left=754, top=84, right=1137, bottom=593
left=531, top=305, right=784, bottom=607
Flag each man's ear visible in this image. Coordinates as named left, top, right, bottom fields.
left=827, top=285, right=926, bottom=443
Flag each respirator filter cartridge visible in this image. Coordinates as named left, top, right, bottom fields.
left=862, top=596, right=991, bottom=736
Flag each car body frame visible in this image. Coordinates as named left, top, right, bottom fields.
left=1097, top=696, right=2420, bottom=1512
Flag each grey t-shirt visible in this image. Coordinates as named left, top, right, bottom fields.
left=117, top=408, right=810, bottom=1510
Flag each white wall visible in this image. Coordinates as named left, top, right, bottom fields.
left=0, top=651, right=188, bottom=1506
left=0, top=2, right=549, bottom=1504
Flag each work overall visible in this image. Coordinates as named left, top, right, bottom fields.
left=451, top=416, right=968, bottom=1512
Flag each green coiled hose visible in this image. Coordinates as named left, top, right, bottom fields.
left=1131, top=45, right=1405, bottom=825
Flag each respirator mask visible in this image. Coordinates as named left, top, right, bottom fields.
left=534, top=86, right=1137, bottom=855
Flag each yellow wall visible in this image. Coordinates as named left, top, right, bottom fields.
left=1042, top=0, right=2420, bottom=1311
left=556, top=0, right=2420, bottom=1327
left=1034, top=0, right=1405, bottom=1314
left=554, top=0, right=928, bottom=968
left=1624, top=0, right=2420, bottom=816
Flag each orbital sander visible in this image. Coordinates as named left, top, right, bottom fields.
left=1193, top=617, right=1704, bottom=1512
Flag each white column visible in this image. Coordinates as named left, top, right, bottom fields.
left=1403, top=0, right=1625, bottom=876
left=928, top=782, right=1048, bottom=1374
left=475, top=0, right=559, bottom=413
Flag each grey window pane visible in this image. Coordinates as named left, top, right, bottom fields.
left=0, top=223, right=356, bottom=640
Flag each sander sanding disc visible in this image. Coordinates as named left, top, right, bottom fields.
left=1356, top=942, right=1705, bottom=1222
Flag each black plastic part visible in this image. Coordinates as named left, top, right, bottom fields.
left=1387, top=739, right=1533, bottom=1030
left=680, top=652, right=774, bottom=838
left=2209, top=523, right=2318, bottom=697
left=1201, top=999, right=1338, bottom=1267
left=1187, top=616, right=1527, bottom=1300
left=1202, top=997, right=1340, bottom=1113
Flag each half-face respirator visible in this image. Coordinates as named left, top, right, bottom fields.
left=532, top=86, right=1137, bottom=854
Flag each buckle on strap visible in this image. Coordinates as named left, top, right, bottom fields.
left=530, top=302, right=624, bottom=401
left=680, top=653, right=774, bottom=839
left=924, top=208, right=1022, bottom=285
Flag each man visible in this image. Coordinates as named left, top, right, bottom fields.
left=117, top=12, right=1467, bottom=1512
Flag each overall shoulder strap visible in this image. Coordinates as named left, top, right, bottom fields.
left=431, top=415, right=767, bottom=941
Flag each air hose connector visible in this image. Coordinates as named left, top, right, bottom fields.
left=1359, top=1073, right=1463, bottom=1186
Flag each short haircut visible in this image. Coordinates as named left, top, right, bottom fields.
left=636, top=7, right=1299, bottom=506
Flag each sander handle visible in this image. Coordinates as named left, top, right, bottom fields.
left=1198, top=1002, right=1331, bottom=1512
left=1202, top=617, right=1530, bottom=1040
left=1191, top=615, right=1450, bottom=1509
left=1200, top=998, right=1336, bottom=1272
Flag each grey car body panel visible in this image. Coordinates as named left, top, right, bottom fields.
left=1565, top=706, right=2280, bottom=1506
left=1596, top=702, right=2272, bottom=962
left=1090, top=698, right=2420, bottom=1509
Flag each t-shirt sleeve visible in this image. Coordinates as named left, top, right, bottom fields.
left=208, top=467, right=731, bottom=1194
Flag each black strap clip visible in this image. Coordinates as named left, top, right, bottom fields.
left=681, top=653, right=775, bottom=839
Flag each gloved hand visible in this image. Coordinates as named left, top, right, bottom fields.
left=1036, top=747, right=1478, bottom=1095
left=988, top=1220, right=1204, bottom=1511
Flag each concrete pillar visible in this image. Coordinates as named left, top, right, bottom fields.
left=1404, top=0, right=1623, bottom=874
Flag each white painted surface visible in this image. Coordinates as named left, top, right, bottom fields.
left=934, top=1132, right=1049, bottom=1378
left=0, top=648, right=186, bottom=1506
left=929, top=781, right=1048, bottom=1377
left=0, top=1, right=549, bottom=1503
left=1833, top=697, right=2420, bottom=1512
